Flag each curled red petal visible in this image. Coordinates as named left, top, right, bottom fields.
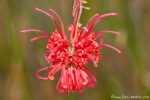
left=56, top=71, right=65, bottom=94
left=47, top=64, right=63, bottom=80
left=36, top=66, right=53, bottom=80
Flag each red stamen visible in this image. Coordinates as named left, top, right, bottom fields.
left=71, top=4, right=80, bottom=39
left=80, top=67, right=97, bottom=87
left=69, top=67, right=75, bottom=90
left=83, top=69, right=97, bottom=88
left=61, top=67, right=68, bottom=89
left=47, top=64, right=63, bottom=80
left=30, top=36, right=50, bottom=42
left=36, top=66, right=53, bottom=80
left=84, top=13, right=117, bottom=38
left=99, top=35, right=103, bottom=45
left=20, top=29, right=51, bottom=37
left=94, top=30, right=120, bottom=40
left=77, top=85, right=86, bottom=93
left=100, top=44, right=122, bottom=54
left=88, top=54, right=98, bottom=67
left=79, top=69, right=90, bottom=85
left=34, top=8, right=64, bottom=39
left=56, top=71, right=65, bottom=94
left=86, top=14, right=99, bottom=28
left=78, top=27, right=88, bottom=41
left=75, top=68, right=82, bottom=90
left=83, top=66, right=96, bottom=77
left=68, top=70, right=73, bottom=91
left=72, top=67, right=77, bottom=89
left=49, top=9, right=65, bottom=35
left=44, top=51, right=51, bottom=63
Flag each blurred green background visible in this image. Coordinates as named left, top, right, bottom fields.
left=0, top=0, right=150, bottom=100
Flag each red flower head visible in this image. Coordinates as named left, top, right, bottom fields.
left=21, top=0, right=122, bottom=94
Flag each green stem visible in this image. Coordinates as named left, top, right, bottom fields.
left=72, top=1, right=83, bottom=55
left=74, top=2, right=83, bottom=40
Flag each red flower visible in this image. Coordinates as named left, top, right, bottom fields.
left=21, top=2, right=121, bottom=94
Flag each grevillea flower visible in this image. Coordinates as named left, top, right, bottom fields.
left=21, top=1, right=122, bottom=94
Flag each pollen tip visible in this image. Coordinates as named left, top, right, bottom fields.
left=94, top=64, right=98, bottom=67
left=48, top=9, right=52, bottom=12
left=84, top=27, right=88, bottom=32
left=118, top=51, right=122, bottom=54
left=83, top=82, right=87, bottom=85
left=34, top=7, right=39, bottom=11
left=48, top=76, right=54, bottom=80
left=116, top=32, right=120, bottom=35
left=30, top=39, right=35, bottom=42
left=20, top=31, right=24, bottom=34
left=112, top=13, right=117, bottom=16
left=63, top=85, right=67, bottom=89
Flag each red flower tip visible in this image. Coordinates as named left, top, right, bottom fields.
left=116, top=32, right=120, bottom=35
left=110, top=13, right=117, bottom=16
left=20, top=31, right=24, bottom=34
left=48, top=76, right=54, bottom=80
left=118, top=51, right=122, bottom=54
left=30, top=38, right=36, bottom=42
left=34, top=7, right=39, bottom=11
left=48, top=9, right=53, bottom=12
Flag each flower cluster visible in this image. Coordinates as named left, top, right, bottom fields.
left=21, top=0, right=121, bottom=94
